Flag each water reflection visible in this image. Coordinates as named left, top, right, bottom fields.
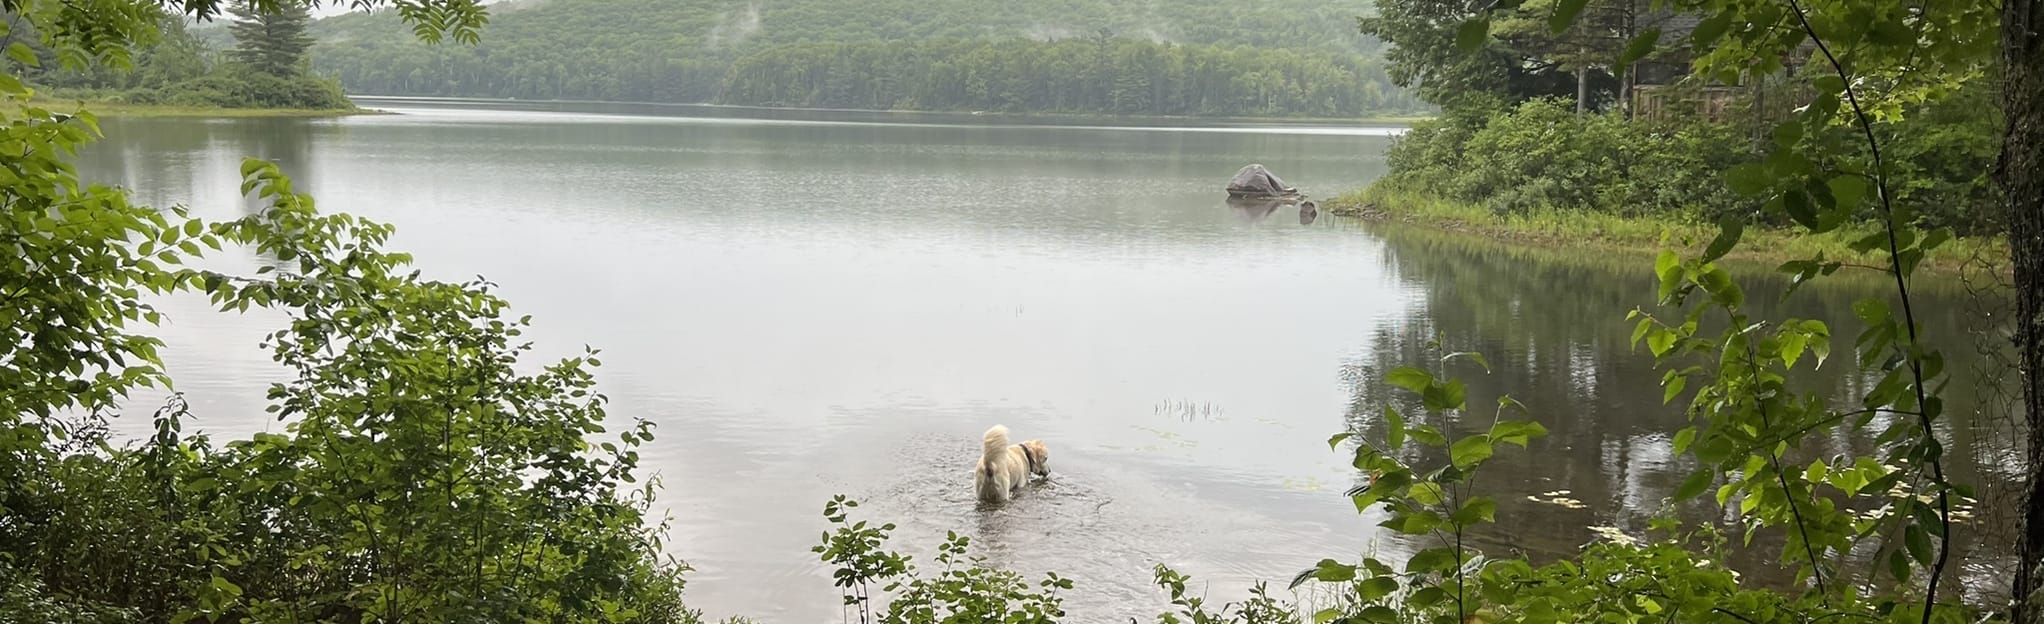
left=1225, top=196, right=1322, bottom=226
left=1337, top=223, right=2018, bottom=598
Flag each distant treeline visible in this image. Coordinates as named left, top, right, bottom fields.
left=317, top=37, right=1422, bottom=117
left=719, top=39, right=1423, bottom=117
left=302, top=0, right=1423, bottom=117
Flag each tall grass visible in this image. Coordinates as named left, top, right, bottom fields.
left=1326, top=179, right=2003, bottom=275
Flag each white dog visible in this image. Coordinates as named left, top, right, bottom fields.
left=974, top=424, right=1049, bottom=503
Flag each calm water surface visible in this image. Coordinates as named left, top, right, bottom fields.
left=78, top=98, right=2014, bottom=622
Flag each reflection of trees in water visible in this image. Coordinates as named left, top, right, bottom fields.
left=228, top=119, right=318, bottom=218
left=1334, top=226, right=2019, bottom=590
left=77, top=118, right=321, bottom=277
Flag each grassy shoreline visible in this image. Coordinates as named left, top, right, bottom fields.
left=1325, top=179, right=2005, bottom=275
left=26, top=98, right=383, bottom=118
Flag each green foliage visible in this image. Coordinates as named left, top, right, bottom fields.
left=1361, top=0, right=1645, bottom=112
left=127, top=69, right=353, bottom=109
left=1380, top=91, right=2005, bottom=235
left=19, top=3, right=352, bottom=110
left=307, top=0, right=1422, bottom=115
left=1153, top=566, right=1297, bottom=624
left=814, top=496, right=1069, bottom=624
left=1385, top=98, right=1753, bottom=220
left=719, top=38, right=1421, bottom=118
left=3, top=1, right=696, bottom=621
left=226, top=0, right=312, bottom=77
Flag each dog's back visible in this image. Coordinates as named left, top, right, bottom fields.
left=975, top=425, right=1014, bottom=503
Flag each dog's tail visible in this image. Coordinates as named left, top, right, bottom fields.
left=982, top=425, right=1011, bottom=465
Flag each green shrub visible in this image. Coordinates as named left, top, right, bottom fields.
left=137, top=70, right=354, bottom=110
left=1379, top=94, right=2001, bottom=235
left=815, top=495, right=1070, bottom=624
left=0, top=153, right=697, bottom=622
left=1384, top=98, right=1754, bottom=222
left=1877, top=84, right=2001, bottom=235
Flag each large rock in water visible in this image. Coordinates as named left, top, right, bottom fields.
left=1226, top=164, right=1298, bottom=197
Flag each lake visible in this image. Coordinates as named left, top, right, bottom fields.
left=79, top=97, right=2017, bottom=622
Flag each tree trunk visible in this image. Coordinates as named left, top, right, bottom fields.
left=1576, top=60, right=1591, bottom=115
left=2007, top=0, right=2044, bottom=620
left=1618, top=66, right=1631, bottom=119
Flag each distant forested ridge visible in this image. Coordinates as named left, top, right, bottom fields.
left=308, top=0, right=1425, bottom=117
left=718, top=39, right=1415, bottom=117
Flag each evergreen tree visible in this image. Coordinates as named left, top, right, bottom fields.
left=228, top=0, right=313, bottom=77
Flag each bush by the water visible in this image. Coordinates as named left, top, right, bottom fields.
left=1381, top=92, right=2002, bottom=234
left=118, top=71, right=354, bottom=109
left=1384, top=98, right=1756, bottom=222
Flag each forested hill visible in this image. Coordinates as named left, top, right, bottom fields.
left=308, top=0, right=1425, bottom=117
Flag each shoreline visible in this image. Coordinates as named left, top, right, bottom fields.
left=347, top=94, right=1432, bottom=125
left=27, top=98, right=390, bottom=118
left=1325, top=180, right=2005, bottom=276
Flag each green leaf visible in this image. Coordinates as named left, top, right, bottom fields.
left=1451, top=497, right=1497, bottom=524
left=1442, top=351, right=1491, bottom=373
left=1889, top=547, right=1913, bottom=582
left=1450, top=434, right=1494, bottom=469
left=1328, top=432, right=1353, bottom=451
left=1804, top=459, right=1828, bottom=485
left=1781, top=328, right=1809, bottom=369
left=210, top=575, right=243, bottom=597
left=1703, top=216, right=1743, bottom=262
left=1813, top=74, right=1847, bottom=95
left=1403, top=482, right=1445, bottom=507
left=1455, top=18, right=1491, bottom=52
left=1357, top=576, right=1399, bottom=602
left=1849, top=229, right=1890, bottom=254
left=1385, top=406, right=1406, bottom=449
left=1828, top=176, right=1868, bottom=210
left=1672, top=427, right=1697, bottom=454
left=1771, top=121, right=1804, bottom=148
left=1313, top=558, right=1357, bottom=583
left=1488, top=420, right=1547, bottom=447
left=1618, top=28, right=1661, bottom=66
left=1407, top=425, right=1447, bottom=447
left=1358, top=606, right=1399, bottom=624
left=1655, top=250, right=1683, bottom=302
left=1408, top=587, right=1449, bottom=609
left=1910, top=499, right=1946, bottom=538
left=1646, top=328, right=1677, bottom=357
left=1698, top=266, right=1743, bottom=308
left=1385, top=366, right=1434, bottom=394
left=1783, top=189, right=1819, bottom=229
left=1406, top=547, right=1459, bottom=573
left=1662, top=374, right=1687, bottom=404
left=1868, top=18, right=1914, bottom=45
left=1690, top=11, right=1733, bottom=48
left=1921, top=227, right=1953, bottom=251
left=1381, top=510, right=1444, bottom=534
left=1425, top=379, right=1468, bottom=411
left=1674, top=469, right=1713, bottom=500
left=1550, top=0, right=1590, bottom=33
left=1904, top=524, right=1933, bottom=567
left=1313, top=608, right=1342, bottom=623
left=6, top=42, right=37, bottom=67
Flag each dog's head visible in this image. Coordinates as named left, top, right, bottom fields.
left=1021, top=440, right=1050, bottom=477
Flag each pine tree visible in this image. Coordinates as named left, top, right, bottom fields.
left=228, top=0, right=313, bottom=77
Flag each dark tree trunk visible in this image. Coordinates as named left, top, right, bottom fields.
left=2007, top=0, right=2044, bottom=620
left=1576, top=59, right=1590, bottom=115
